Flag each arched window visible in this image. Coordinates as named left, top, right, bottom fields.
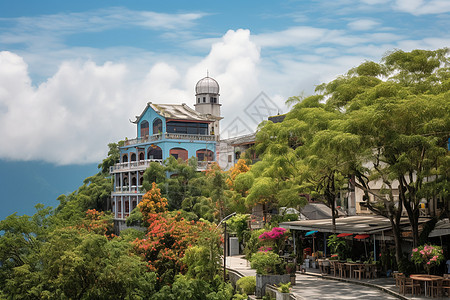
left=196, top=149, right=214, bottom=161
left=140, top=120, right=149, bottom=137
left=170, top=147, right=188, bottom=161
left=147, top=145, right=162, bottom=160
left=122, top=154, right=128, bottom=163
left=130, top=153, right=136, bottom=162
left=153, top=119, right=162, bottom=135
left=131, top=177, right=137, bottom=186
left=139, top=152, right=145, bottom=161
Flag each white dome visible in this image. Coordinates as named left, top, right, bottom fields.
left=195, top=76, right=219, bottom=95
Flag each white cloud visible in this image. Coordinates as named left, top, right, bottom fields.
left=394, top=0, right=450, bottom=15
left=1, top=23, right=448, bottom=165
left=348, top=19, right=380, bottom=31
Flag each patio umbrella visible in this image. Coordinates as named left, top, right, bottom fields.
left=354, top=234, right=370, bottom=258
left=337, top=233, right=353, bottom=237
left=305, top=230, right=318, bottom=236
left=353, top=234, right=369, bottom=239
left=305, top=231, right=318, bottom=255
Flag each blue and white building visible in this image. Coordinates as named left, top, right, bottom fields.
left=110, top=76, right=222, bottom=219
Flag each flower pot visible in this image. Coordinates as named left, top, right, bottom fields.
left=255, top=274, right=290, bottom=298
left=276, top=291, right=291, bottom=300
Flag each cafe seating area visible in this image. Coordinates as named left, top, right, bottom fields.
left=393, top=273, right=450, bottom=298
left=317, top=259, right=379, bottom=280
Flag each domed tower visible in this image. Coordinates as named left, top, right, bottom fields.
left=194, top=76, right=222, bottom=138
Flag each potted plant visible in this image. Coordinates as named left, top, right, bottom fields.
left=250, top=251, right=290, bottom=298
left=276, top=282, right=291, bottom=300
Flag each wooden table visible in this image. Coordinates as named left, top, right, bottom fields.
left=410, top=274, right=443, bottom=297
left=345, top=263, right=364, bottom=279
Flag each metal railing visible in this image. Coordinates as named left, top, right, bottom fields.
left=113, top=185, right=143, bottom=194
left=110, top=159, right=163, bottom=173
left=123, top=133, right=215, bottom=146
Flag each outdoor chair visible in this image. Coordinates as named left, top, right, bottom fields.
left=329, top=260, right=337, bottom=277
left=337, top=263, right=346, bottom=278
left=427, top=279, right=443, bottom=298
left=353, top=265, right=365, bottom=280
left=393, top=273, right=404, bottom=287
left=400, top=277, right=420, bottom=296
left=442, top=278, right=450, bottom=297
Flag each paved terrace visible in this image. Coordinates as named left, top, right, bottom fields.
left=226, top=255, right=447, bottom=300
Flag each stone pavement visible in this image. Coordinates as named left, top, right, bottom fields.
left=225, top=255, right=447, bottom=300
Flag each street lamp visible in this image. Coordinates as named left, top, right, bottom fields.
left=216, top=212, right=236, bottom=281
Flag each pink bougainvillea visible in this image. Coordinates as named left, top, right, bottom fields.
left=259, top=227, right=287, bottom=240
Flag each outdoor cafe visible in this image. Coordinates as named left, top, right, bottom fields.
left=280, top=215, right=450, bottom=297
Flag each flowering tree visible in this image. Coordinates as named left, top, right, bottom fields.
left=133, top=212, right=217, bottom=286
left=138, top=182, right=168, bottom=221
left=78, top=209, right=113, bottom=236
left=411, top=244, right=444, bottom=274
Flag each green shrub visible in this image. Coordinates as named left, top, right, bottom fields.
left=277, top=282, right=291, bottom=293
left=232, top=294, right=247, bottom=300
left=243, top=229, right=265, bottom=260
left=236, top=276, right=256, bottom=295
left=250, top=251, right=285, bottom=275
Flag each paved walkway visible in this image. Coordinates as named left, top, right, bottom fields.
left=226, top=255, right=448, bottom=300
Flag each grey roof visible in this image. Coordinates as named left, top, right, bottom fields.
left=230, top=133, right=256, bottom=146
left=268, top=114, right=287, bottom=123
left=300, top=202, right=345, bottom=220
left=279, top=215, right=425, bottom=235
left=429, top=218, right=450, bottom=237
left=132, top=102, right=219, bottom=124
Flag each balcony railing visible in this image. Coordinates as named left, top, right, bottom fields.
left=113, top=185, right=144, bottom=194
left=123, top=133, right=215, bottom=146
left=110, top=159, right=163, bottom=173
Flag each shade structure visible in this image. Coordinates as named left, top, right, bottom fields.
left=354, top=234, right=370, bottom=239
left=337, top=233, right=353, bottom=237
left=305, top=230, right=318, bottom=236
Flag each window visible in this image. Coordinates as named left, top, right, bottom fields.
left=153, top=119, right=162, bottom=135
left=130, top=153, right=136, bottom=162
left=197, top=98, right=200, bottom=103
left=170, top=148, right=188, bottom=161
left=196, top=149, right=214, bottom=161
left=228, top=155, right=232, bottom=162
left=203, top=97, right=206, bottom=103
left=122, top=154, right=128, bottom=163
left=147, top=145, right=162, bottom=160
left=166, top=121, right=208, bottom=135
left=140, top=120, right=149, bottom=137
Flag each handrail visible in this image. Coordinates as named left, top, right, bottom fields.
left=123, top=133, right=215, bottom=146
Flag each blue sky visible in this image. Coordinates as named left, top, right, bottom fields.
left=0, top=0, right=449, bottom=219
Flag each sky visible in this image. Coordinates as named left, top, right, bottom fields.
left=0, top=0, right=449, bottom=219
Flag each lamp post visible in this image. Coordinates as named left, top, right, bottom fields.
left=216, top=212, right=236, bottom=281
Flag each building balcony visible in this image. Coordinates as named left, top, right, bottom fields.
left=113, top=185, right=144, bottom=194
left=110, top=159, right=215, bottom=173
left=110, top=159, right=163, bottom=173
left=123, top=133, right=216, bottom=146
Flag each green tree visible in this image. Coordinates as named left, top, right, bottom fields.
left=316, top=48, right=450, bottom=262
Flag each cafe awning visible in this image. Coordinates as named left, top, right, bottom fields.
left=280, top=215, right=429, bottom=237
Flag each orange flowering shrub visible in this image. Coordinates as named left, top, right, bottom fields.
left=226, top=159, right=250, bottom=188
left=138, top=182, right=168, bottom=219
left=133, top=212, right=216, bottom=285
left=78, top=209, right=113, bottom=236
